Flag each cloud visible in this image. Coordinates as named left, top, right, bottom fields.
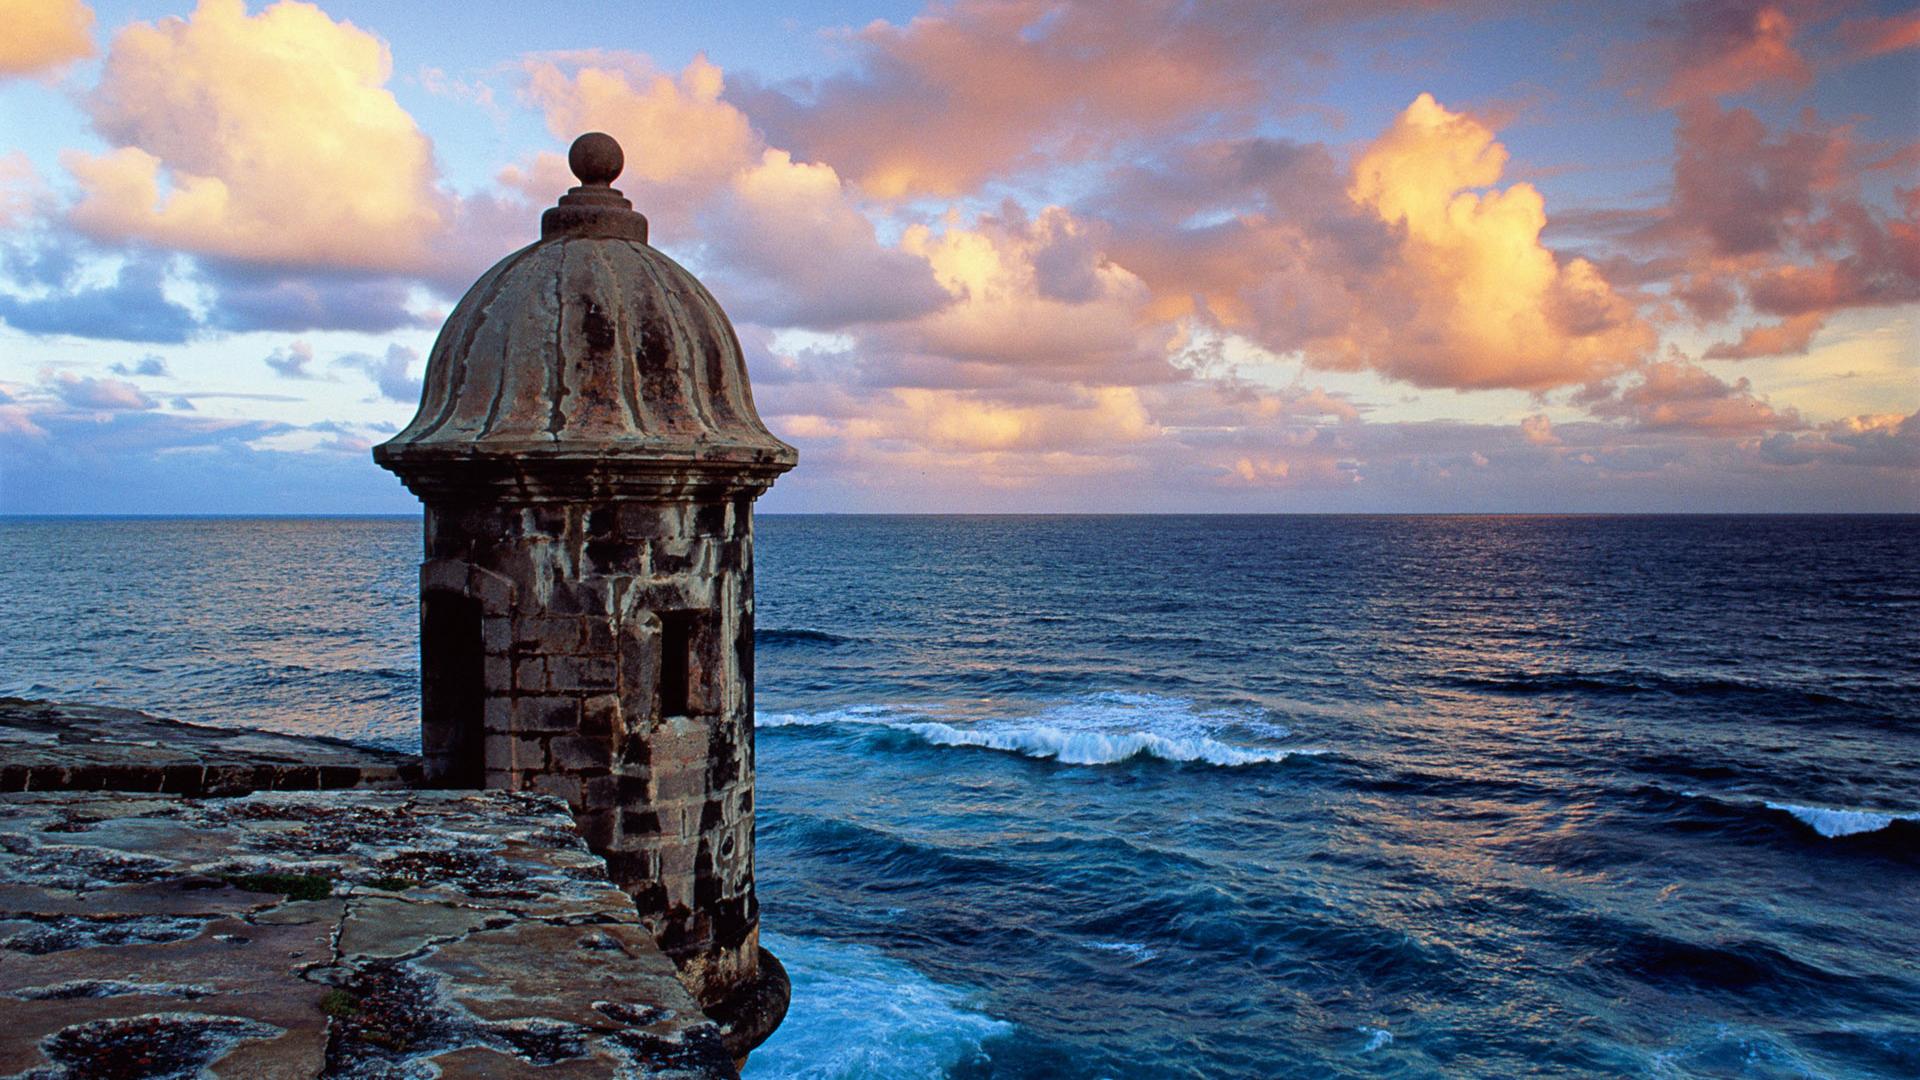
left=0, top=0, right=95, bottom=77
left=1647, top=1, right=1812, bottom=105
left=1760, top=411, right=1920, bottom=468
left=110, top=354, right=169, bottom=377
left=1330, top=94, right=1654, bottom=389
left=702, top=150, right=948, bottom=328
left=1079, top=96, right=1655, bottom=392
left=517, top=53, right=946, bottom=328
left=1704, top=311, right=1825, bottom=358
left=0, top=153, right=46, bottom=229
left=1836, top=12, right=1920, bottom=59
left=1587, top=359, right=1801, bottom=434
left=1823, top=411, right=1920, bottom=467
left=264, top=341, right=317, bottom=379
left=64, top=0, right=449, bottom=273
left=1669, top=101, right=1846, bottom=259
left=1651, top=102, right=1919, bottom=335
left=0, top=255, right=199, bottom=342
left=1521, top=414, right=1560, bottom=445
left=876, top=204, right=1172, bottom=386
left=732, top=0, right=1459, bottom=199
left=45, top=371, right=157, bottom=411
left=515, top=52, right=759, bottom=238
left=334, top=342, right=421, bottom=402
left=205, top=265, right=428, bottom=333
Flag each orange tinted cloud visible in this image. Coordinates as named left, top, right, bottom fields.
left=1705, top=312, right=1826, bottom=358
left=1085, top=97, right=1655, bottom=392
left=0, top=0, right=94, bottom=76
left=1670, top=101, right=1847, bottom=258
left=1328, top=94, right=1653, bottom=389
left=880, top=205, right=1170, bottom=384
left=64, top=0, right=446, bottom=273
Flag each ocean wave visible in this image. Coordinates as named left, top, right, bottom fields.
left=742, top=930, right=1011, bottom=1080
left=1082, top=940, right=1158, bottom=963
left=758, top=628, right=857, bottom=648
left=760, top=692, right=1312, bottom=768
left=1763, top=801, right=1920, bottom=838
left=1435, top=667, right=1858, bottom=708
left=1666, top=787, right=1920, bottom=845
left=1667, top=789, right=1920, bottom=844
left=900, top=720, right=1302, bottom=767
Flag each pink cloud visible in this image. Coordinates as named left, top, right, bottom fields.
left=1635, top=102, right=1917, bottom=356
left=1648, top=1, right=1813, bottom=105
left=45, top=371, right=157, bottom=411
left=737, top=0, right=1465, bottom=199
left=1588, top=359, right=1802, bottom=434
left=1668, top=101, right=1847, bottom=259
left=1836, top=12, right=1920, bottom=59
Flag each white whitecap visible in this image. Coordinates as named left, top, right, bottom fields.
left=742, top=930, right=1011, bottom=1080
left=1359, top=1027, right=1394, bottom=1053
left=759, top=692, right=1312, bottom=769
left=1083, top=940, right=1158, bottom=962
left=902, top=721, right=1298, bottom=767
left=1765, top=801, right=1915, bottom=838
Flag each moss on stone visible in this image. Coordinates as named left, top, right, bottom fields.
left=224, top=872, right=333, bottom=900
left=320, top=988, right=358, bottom=1019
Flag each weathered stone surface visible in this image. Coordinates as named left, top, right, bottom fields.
left=0, top=699, right=420, bottom=795
left=0, top=790, right=736, bottom=1078
left=371, top=133, right=795, bottom=1054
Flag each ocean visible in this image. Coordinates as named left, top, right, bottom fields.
left=1, top=514, right=1915, bottom=1078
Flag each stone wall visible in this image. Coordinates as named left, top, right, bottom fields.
left=0, top=700, right=420, bottom=796
left=418, top=494, right=761, bottom=1006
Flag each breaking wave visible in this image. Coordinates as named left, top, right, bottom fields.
left=759, top=692, right=1312, bottom=768
left=1763, top=801, right=1920, bottom=838
left=757, top=628, right=857, bottom=648
left=742, top=930, right=1011, bottom=1080
left=1675, top=789, right=1920, bottom=840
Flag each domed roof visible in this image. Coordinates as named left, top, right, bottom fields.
left=375, top=133, right=795, bottom=497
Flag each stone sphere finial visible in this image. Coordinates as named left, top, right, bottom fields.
left=569, top=132, right=624, bottom=187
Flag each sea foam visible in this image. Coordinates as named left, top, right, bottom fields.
left=760, top=691, right=1309, bottom=768
left=1764, top=801, right=1917, bottom=838
left=742, top=930, right=1011, bottom=1080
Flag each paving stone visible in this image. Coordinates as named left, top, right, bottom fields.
left=0, top=790, right=736, bottom=1078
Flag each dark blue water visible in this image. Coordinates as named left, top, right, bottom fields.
left=2, top=515, right=1916, bottom=1078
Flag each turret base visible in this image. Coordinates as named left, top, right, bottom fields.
left=706, top=946, right=791, bottom=1063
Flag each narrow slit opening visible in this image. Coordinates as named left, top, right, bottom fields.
left=658, top=610, right=695, bottom=718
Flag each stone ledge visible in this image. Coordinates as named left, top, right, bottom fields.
left=0, top=699, right=422, bottom=795
left=0, top=789, right=737, bottom=1079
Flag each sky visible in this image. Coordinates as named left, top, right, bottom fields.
left=0, top=0, right=1915, bottom=514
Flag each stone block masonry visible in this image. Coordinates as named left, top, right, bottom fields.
left=415, top=493, right=763, bottom=1004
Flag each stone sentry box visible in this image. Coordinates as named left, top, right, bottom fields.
left=374, top=133, right=795, bottom=1054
